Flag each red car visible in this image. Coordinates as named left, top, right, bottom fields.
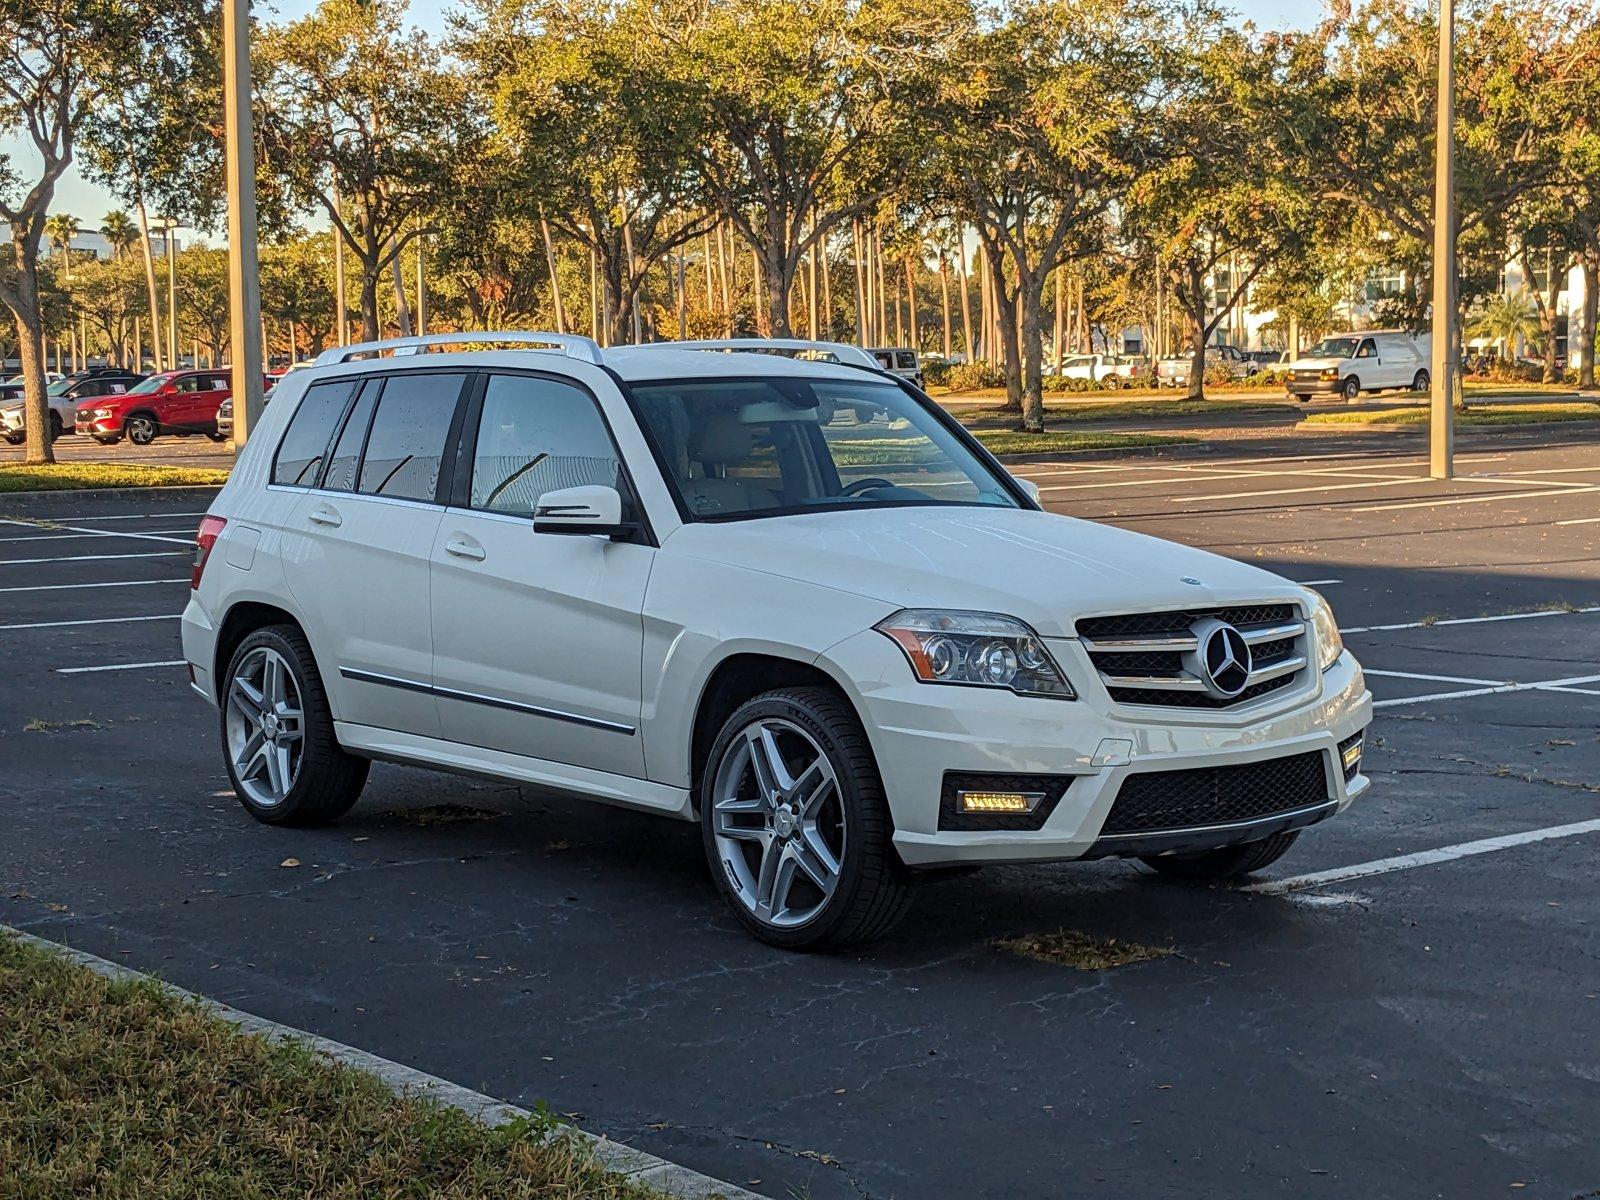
left=75, top=369, right=271, bottom=445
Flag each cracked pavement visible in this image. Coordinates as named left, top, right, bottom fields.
left=3, top=426, right=1599, bottom=1198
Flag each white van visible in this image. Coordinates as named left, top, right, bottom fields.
left=1286, top=331, right=1429, bottom=402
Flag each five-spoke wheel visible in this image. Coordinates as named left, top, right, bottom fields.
left=701, top=687, right=910, bottom=949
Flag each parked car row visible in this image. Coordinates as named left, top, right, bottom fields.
left=1, top=366, right=277, bottom=446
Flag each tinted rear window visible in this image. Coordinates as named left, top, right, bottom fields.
left=271, top=379, right=358, bottom=487
left=357, top=373, right=466, bottom=501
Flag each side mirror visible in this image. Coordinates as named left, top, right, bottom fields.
left=1015, top=477, right=1042, bottom=504
left=534, top=484, right=631, bottom=537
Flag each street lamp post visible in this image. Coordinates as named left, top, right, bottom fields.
left=1429, top=0, right=1456, bottom=479
left=223, top=0, right=265, bottom=444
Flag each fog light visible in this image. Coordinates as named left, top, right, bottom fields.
left=1340, top=737, right=1363, bottom=773
left=956, top=790, right=1043, bottom=814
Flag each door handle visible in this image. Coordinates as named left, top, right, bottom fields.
left=307, top=505, right=342, bottom=528
left=445, top=535, right=486, bottom=561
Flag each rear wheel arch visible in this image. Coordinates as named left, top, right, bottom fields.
left=215, top=602, right=317, bottom=701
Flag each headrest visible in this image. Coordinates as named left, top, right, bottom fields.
left=690, top=410, right=753, bottom=464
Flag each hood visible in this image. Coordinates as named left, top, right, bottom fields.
left=661, top=506, right=1304, bottom=638
left=1288, top=356, right=1343, bottom=370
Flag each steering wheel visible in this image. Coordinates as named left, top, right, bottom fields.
left=841, top=477, right=895, bottom=496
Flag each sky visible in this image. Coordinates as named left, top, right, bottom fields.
left=5, top=0, right=1328, bottom=234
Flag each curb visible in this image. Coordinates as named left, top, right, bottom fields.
left=992, top=440, right=1212, bottom=465
left=0, top=483, right=226, bottom=499
left=2, top=924, right=764, bottom=1200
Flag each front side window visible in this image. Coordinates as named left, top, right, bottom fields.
left=468, top=373, right=621, bottom=517
left=272, top=378, right=359, bottom=487
left=1356, top=339, right=1377, bottom=358
left=124, top=374, right=171, bottom=396
left=356, top=372, right=465, bottom=501
left=630, top=375, right=1020, bottom=520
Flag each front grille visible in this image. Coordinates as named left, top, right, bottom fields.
left=1077, top=602, right=1308, bottom=711
left=1100, top=751, right=1330, bottom=837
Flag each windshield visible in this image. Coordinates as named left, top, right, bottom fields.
left=46, top=378, right=75, bottom=397
left=630, top=376, right=1021, bottom=520
left=1308, top=337, right=1361, bottom=359
left=124, top=374, right=172, bottom=395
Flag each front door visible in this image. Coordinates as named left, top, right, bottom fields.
left=429, top=370, right=651, bottom=778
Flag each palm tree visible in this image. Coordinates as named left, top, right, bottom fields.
left=100, top=211, right=139, bottom=260
left=1468, top=290, right=1542, bottom=359
left=44, top=215, right=83, bottom=369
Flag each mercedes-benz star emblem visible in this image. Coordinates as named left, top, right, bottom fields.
left=1187, top=616, right=1252, bottom=698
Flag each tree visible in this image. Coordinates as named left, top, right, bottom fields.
left=256, top=0, right=464, bottom=341
left=99, top=210, right=139, bottom=258
left=0, top=0, right=142, bottom=462
left=1467, top=290, right=1541, bottom=358
left=457, top=0, right=714, bottom=346
left=649, top=0, right=951, bottom=338
left=174, top=245, right=230, bottom=364
left=70, top=253, right=147, bottom=365
left=260, top=235, right=338, bottom=359
left=933, top=0, right=1181, bottom=426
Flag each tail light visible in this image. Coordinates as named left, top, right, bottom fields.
left=193, top=515, right=227, bottom=589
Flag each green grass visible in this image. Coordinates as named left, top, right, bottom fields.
left=946, top=398, right=1281, bottom=424
left=1302, top=402, right=1600, bottom=428
left=0, top=932, right=664, bottom=1199
left=0, top=463, right=231, bottom=492
left=971, top=428, right=1195, bottom=455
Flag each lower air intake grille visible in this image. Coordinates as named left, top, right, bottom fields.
left=1100, top=751, right=1330, bottom=836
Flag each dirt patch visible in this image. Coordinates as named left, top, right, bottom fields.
left=996, top=929, right=1176, bottom=970
left=379, top=803, right=504, bottom=827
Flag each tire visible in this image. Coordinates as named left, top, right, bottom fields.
left=126, top=412, right=159, bottom=445
left=220, top=624, right=369, bottom=827
left=208, top=433, right=228, bottom=443
left=1411, top=369, right=1429, bottom=392
left=701, top=686, right=911, bottom=950
left=1140, top=830, right=1300, bottom=883
left=94, top=436, right=121, bottom=446
left=48, top=413, right=62, bottom=441
left=2, top=433, right=20, bottom=446
left=1340, top=376, right=1361, bottom=402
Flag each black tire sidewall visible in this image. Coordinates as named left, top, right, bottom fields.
left=1342, top=377, right=1360, bottom=400
left=700, top=690, right=891, bottom=950
left=221, top=626, right=335, bottom=825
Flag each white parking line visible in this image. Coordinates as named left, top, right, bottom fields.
left=0, top=613, right=181, bottom=631
left=0, top=530, right=196, bottom=543
left=1350, top=484, right=1600, bottom=514
left=0, top=550, right=185, bottom=566
left=1173, top=476, right=1507, bottom=504
left=1296, top=578, right=1343, bottom=586
left=1363, top=668, right=1507, bottom=685
left=1371, top=673, right=1600, bottom=709
left=55, top=659, right=185, bottom=674
left=1556, top=516, right=1600, bottom=526
left=0, top=578, right=188, bottom=594
left=1241, top=818, right=1600, bottom=895
left=1341, top=605, right=1600, bottom=634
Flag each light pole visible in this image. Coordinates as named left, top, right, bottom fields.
left=223, top=0, right=265, bottom=443
left=153, top=218, right=180, bottom=370
left=1429, top=0, right=1456, bottom=479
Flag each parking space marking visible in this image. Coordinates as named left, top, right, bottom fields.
left=0, top=550, right=186, bottom=565
left=0, top=613, right=180, bottom=631
left=1371, top=672, right=1600, bottom=709
left=1556, top=516, right=1600, bottom=526
left=1341, top=605, right=1600, bottom=634
left=0, top=530, right=196, bottom=543
left=0, top=518, right=192, bottom=546
left=1297, top=578, right=1343, bottom=586
left=55, top=659, right=185, bottom=675
left=1173, top=475, right=1509, bottom=504
left=1350, top=484, right=1600, bottom=514
left=0, top=578, right=188, bottom=594
left=1241, top=818, right=1600, bottom=896
left=1363, top=668, right=1507, bottom=686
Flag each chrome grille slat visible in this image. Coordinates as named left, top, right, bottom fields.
left=1078, top=603, right=1310, bottom=710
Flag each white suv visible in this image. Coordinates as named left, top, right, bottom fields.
left=182, top=333, right=1371, bottom=949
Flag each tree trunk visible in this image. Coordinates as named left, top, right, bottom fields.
left=955, top=243, right=974, bottom=362
left=1542, top=251, right=1561, bottom=384
left=1020, top=272, right=1047, bottom=432
left=904, top=256, right=918, bottom=351
left=1053, top=269, right=1064, bottom=372
left=359, top=267, right=381, bottom=342
left=852, top=220, right=867, bottom=345
left=1579, top=246, right=1598, bottom=391
left=389, top=238, right=414, bottom=338
left=939, top=254, right=952, bottom=360
left=1183, top=262, right=1207, bottom=401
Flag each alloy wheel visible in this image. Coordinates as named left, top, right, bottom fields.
left=127, top=415, right=156, bottom=444
left=225, top=646, right=304, bottom=808
left=710, top=718, right=846, bottom=929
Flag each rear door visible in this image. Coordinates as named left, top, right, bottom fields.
left=279, top=370, right=470, bottom=737
left=429, top=369, right=652, bottom=778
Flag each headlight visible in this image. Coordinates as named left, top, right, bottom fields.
left=876, top=609, right=1075, bottom=699
left=88, top=407, right=115, bottom=419
left=1310, top=592, right=1343, bottom=671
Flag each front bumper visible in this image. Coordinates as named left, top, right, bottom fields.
left=75, top=414, right=124, bottom=435
left=825, top=631, right=1372, bottom=867
left=1287, top=378, right=1340, bottom=395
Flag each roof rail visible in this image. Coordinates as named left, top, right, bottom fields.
left=312, top=331, right=606, bottom=368
left=646, top=338, right=881, bottom=371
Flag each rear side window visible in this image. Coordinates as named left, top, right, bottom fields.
left=272, top=379, right=359, bottom=487
left=322, top=385, right=377, bottom=493
left=896, top=351, right=917, bottom=369
left=357, top=372, right=466, bottom=502
left=468, top=373, right=620, bottom=517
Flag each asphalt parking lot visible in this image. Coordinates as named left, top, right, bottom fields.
left=2, top=426, right=1598, bottom=1199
